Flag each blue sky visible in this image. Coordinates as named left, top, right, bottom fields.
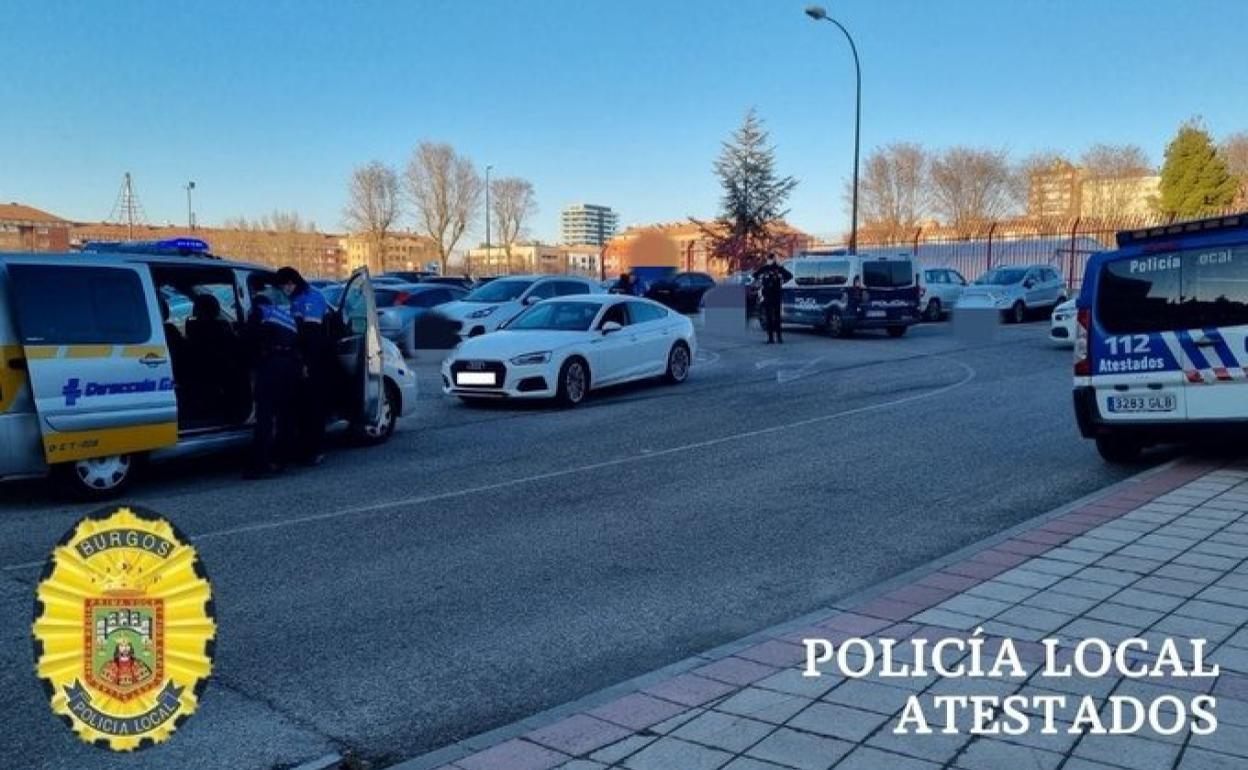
left=2, top=0, right=1246, bottom=243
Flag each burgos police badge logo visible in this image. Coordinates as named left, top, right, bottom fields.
left=32, top=505, right=215, bottom=750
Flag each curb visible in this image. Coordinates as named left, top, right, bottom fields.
left=387, top=456, right=1222, bottom=770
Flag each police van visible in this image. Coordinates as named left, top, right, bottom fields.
left=1074, top=214, right=1248, bottom=461
left=0, top=240, right=416, bottom=497
left=780, top=251, right=921, bottom=337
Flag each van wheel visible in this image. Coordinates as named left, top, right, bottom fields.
left=1009, top=301, right=1027, bottom=324
left=54, top=454, right=136, bottom=500
left=356, top=380, right=399, bottom=444
left=1095, top=434, right=1142, bottom=463
left=924, top=298, right=942, bottom=322
left=887, top=325, right=908, bottom=338
left=664, top=342, right=691, bottom=384
left=556, top=357, right=589, bottom=407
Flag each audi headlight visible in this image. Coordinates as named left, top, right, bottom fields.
left=510, top=351, right=551, bottom=366
left=468, top=306, right=498, bottom=319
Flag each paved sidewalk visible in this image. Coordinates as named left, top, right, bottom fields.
left=399, top=458, right=1248, bottom=770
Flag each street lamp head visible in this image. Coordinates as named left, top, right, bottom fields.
left=804, top=5, right=828, bottom=21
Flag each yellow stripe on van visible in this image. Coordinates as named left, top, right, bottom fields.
left=25, top=346, right=59, bottom=359
left=121, top=345, right=167, bottom=358
left=64, top=344, right=116, bottom=358
left=0, top=345, right=26, bottom=413
left=42, top=422, right=178, bottom=464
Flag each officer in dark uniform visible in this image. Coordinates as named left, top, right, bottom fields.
left=276, top=266, right=332, bottom=466
left=245, top=294, right=300, bottom=479
left=753, top=252, right=793, bottom=344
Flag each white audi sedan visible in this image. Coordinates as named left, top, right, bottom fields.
left=1049, top=298, right=1077, bottom=347
left=442, top=296, right=695, bottom=406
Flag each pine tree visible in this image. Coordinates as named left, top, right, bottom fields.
left=1156, top=121, right=1238, bottom=218
left=698, top=109, right=798, bottom=272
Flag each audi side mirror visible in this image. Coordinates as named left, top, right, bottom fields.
left=523, top=295, right=541, bottom=305
left=601, top=321, right=623, bottom=335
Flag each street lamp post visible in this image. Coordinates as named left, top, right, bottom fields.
left=805, top=5, right=861, bottom=254
left=484, top=164, right=493, bottom=272
left=185, top=181, right=197, bottom=230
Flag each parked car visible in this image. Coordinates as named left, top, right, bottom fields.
left=781, top=253, right=921, bottom=337
left=438, top=275, right=601, bottom=339
left=644, top=271, right=716, bottom=313
left=919, top=267, right=968, bottom=321
left=375, top=283, right=467, bottom=356
left=1049, top=298, right=1076, bottom=347
left=419, top=275, right=475, bottom=290
left=382, top=270, right=436, bottom=283
left=0, top=246, right=415, bottom=497
left=956, top=264, right=1067, bottom=323
left=442, top=295, right=694, bottom=406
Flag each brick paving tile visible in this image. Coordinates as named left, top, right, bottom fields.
left=693, top=657, right=780, bottom=687
left=953, top=738, right=1064, bottom=770
left=834, top=746, right=940, bottom=769
left=737, top=640, right=808, bottom=668
left=784, top=701, right=889, bottom=742
left=527, top=715, right=636, bottom=757
left=588, top=693, right=690, bottom=731
left=622, top=737, right=735, bottom=770
left=456, top=739, right=569, bottom=770
left=715, top=687, right=811, bottom=724
left=754, top=669, right=841, bottom=700
left=670, top=710, right=775, bottom=754
left=643, top=673, right=738, bottom=707
left=1073, top=733, right=1182, bottom=769
left=746, top=728, right=853, bottom=770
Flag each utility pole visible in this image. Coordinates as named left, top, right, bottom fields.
left=485, top=164, right=493, bottom=273
left=185, top=181, right=196, bottom=230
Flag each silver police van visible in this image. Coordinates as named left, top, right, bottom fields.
left=1074, top=214, right=1248, bottom=461
left=0, top=240, right=416, bottom=496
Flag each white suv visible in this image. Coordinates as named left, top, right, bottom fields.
left=438, top=275, right=600, bottom=339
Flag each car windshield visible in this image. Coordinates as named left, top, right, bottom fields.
left=464, top=279, right=533, bottom=302
left=506, top=301, right=601, bottom=331
left=373, top=289, right=413, bottom=308
left=976, top=268, right=1028, bottom=285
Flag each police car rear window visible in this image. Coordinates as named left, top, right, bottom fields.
left=862, top=260, right=915, bottom=288
left=1097, top=246, right=1248, bottom=333
left=793, top=260, right=849, bottom=286
left=7, top=264, right=152, bottom=345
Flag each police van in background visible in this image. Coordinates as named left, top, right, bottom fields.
left=0, top=239, right=416, bottom=497
left=1074, top=214, right=1248, bottom=462
left=780, top=250, right=921, bottom=338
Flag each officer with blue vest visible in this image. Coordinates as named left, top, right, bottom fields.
left=277, top=266, right=333, bottom=466
left=244, top=293, right=300, bottom=479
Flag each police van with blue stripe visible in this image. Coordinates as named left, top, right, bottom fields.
left=780, top=250, right=921, bottom=337
left=1074, top=214, right=1248, bottom=461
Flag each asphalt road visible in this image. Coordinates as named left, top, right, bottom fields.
left=0, top=318, right=1169, bottom=769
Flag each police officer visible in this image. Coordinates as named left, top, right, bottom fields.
left=753, top=252, right=793, bottom=344
left=276, top=266, right=332, bottom=466
left=244, top=294, right=300, bottom=479
left=612, top=272, right=636, bottom=296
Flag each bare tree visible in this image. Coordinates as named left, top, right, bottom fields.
left=490, top=177, right=537, bottom=272
left=343, top=161, right=400, bottom=273
left=405, top=142, right=483, bottom=274
left=1010, top=151, right=1072, bottom=214
left=929, top=147, right=1015, bottom=230
left=855, top=143, right=928, bottom=241
left=1220, top=132, right=1248, bottom=206
left=1077, top=144, right=1154, bottom=219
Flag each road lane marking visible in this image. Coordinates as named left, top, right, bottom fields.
left=3, top=358, right=976, bottom=568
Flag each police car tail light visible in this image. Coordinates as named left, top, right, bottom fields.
left=1074, top=307, right=1091, bottom=376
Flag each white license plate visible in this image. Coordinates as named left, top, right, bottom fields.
left=456, top=372, right=496, bottom=386
left=1107, top=394, right=1176, bottom=414
left=866, top=310, right=886, bottom=318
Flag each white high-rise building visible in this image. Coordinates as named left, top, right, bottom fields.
left=560, top=203, right=618, bottom=246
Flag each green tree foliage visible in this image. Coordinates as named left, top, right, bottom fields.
left=1156, top=121, right=1237, bottom=218
left=697, top=109, right=798, bottom=271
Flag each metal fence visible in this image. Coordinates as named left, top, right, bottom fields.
left=852, top=210, right=1247, bottom=290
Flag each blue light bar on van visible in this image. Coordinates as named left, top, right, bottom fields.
left=82, top=238, right=212, bottom=256
left=1116, top=214, right=1246, bottom=248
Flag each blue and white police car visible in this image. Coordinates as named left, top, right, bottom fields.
left=781, top=251, right=921, bottom=338
left=1073, top=214, right=1248, bottom=461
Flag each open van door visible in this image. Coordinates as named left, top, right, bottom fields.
left=336, top=267, right=385, bottom=429
left=4, top=260, right=178, bottom=492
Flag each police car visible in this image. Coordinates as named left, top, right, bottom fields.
left=1073, top=214, right=1248, bottom=461
left=0, top=239, right=417, bottom=497
left=781, top=251, right=921, bottom=337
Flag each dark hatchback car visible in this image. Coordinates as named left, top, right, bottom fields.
left=645, top=271, right=716, bottom=313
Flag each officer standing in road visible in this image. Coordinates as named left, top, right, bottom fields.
left=245, top=294, right=300, bottom=479
left=753, top=252, right=793, bottom=344
left=276, top=266, right=332, bottom=466
left=612, top=272, right=636, bottom=296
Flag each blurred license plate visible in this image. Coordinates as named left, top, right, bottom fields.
left=1108, top=394, right=1176, bottom=413
left=866, top=310, right=886, bottom=318
left=456, top=372, right=496, bottom=386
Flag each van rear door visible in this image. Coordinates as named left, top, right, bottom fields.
left=860, top=257, right=920, bottom=323
left=4, top=261, right=178, bottom=463
left=1178, top=245, right=1248, bottom=420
